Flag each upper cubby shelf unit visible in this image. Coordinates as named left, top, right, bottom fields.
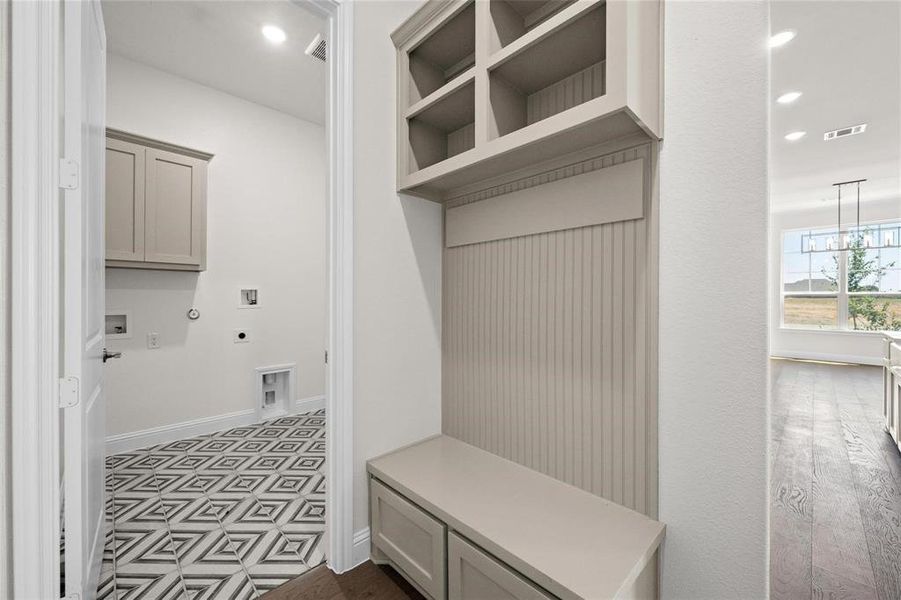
left=392, top=0, right=662, bottom=201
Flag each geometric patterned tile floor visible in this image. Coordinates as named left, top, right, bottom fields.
left=97, top=409, right=325, bottom=599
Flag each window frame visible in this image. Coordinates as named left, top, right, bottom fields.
left=781, top=219, right=901, bottom=331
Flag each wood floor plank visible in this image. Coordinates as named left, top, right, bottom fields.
left=771, top=527, right=812, bottom=600
left=812, top=566, right=878, bottom=600
left=261, top=562, right=424, bottom=600
left=808, top=367, right=876, bottom=589
left=771, top=361, right=814, bottom=600
left=847, top=462, right=901, bottom=600
left=771, top=360, right=901, bottom=600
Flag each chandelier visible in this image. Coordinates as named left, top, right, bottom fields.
left=800, top=178, right=900, bottom=253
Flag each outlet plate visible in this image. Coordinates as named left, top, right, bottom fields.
left=234, top=329, right=250, bottom=343
left=147, top=332, right=161, bottom=349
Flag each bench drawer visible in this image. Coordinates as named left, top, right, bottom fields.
left=448, top=532, right=554, bottom=600
left=371, top=478, right=446, bottom=599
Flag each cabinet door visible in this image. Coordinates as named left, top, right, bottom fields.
left=144, top=147, right=206, bottom=266
left=371, top=479, right=446, bottom=599
left=884, top=362, right=892, bottom=433
left=886, top=367, right=901, bottom=446
left=105, top=138, right=145, bottom=261
left=448, top=532, right=553, bottom=600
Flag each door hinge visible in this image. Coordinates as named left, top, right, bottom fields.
left=59, top=158, right=79, bottom=190
left=324, top=350, right=328, bottom=364
left=59, top=376, right=80, bottom=409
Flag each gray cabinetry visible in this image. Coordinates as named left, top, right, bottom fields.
left=105, top=129, right=211, bottom=271
left=370, top=479, right=447, bottom=599
left=448, top=532, right=553, bottom=600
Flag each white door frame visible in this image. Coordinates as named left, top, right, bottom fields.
left=299, top=0, right=357, bottom=575
left=8, top=0, right=357, bottom=595
left=9, top=1, right=63, bottom=598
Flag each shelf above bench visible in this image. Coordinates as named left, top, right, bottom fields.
left=392, top=0, right=663, bottom=201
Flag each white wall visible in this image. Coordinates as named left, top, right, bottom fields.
left=659, top=1, right=769, bottom=598
left=770, top=198, right=900, bottom=365
left=105, top=54, right=327, bottom=437
left=352, top=0, right=444, bottom=532
left=0, top=2, right=10, bottom=595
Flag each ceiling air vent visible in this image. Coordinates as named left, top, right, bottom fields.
left=824, top=123, right=867, bottom=141
left=305, top=34, right=326, bottom=62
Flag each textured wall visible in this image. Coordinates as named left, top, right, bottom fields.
left=443, top=143, right=658, bottom=517
left=658, top=1, right=769, bottom=597
left=0, top=2, right=9, bottom=596
left=352, top=0, right=443, bottom=534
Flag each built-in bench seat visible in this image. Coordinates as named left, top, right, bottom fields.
left=367, top=435, right=665, bottom=600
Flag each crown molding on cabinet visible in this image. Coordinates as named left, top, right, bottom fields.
left=106, top=127, right=214, bottom=161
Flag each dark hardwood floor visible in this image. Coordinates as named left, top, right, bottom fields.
left=771, top=359, right=901, bottom=600
left=261, top=562, right=424, bottom=600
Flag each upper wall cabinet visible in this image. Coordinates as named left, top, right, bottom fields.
left=392, top=0, right=663, bottom=201
left=105, top=129, right=212, bottom=271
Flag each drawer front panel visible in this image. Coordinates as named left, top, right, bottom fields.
left=886, top=375, right=901, bottom=444
left=885, top=365, right=893, bottom=431
left=448, top=532, right=553, bottom=600
left=371, top=479, right=446, bottom=599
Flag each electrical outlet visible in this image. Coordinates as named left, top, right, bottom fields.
left=233, top=329, right=250, bottom=343
left=147, top=332, right=161, bottom=349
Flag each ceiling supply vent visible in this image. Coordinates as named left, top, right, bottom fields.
left=305, top=34, right=326, bottom=62
left=824, top=123, right=867, bottom=141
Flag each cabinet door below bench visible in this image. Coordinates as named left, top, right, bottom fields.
left=370, top=479, right=446, bottom=599
left=448, top=532, right=554, bottom=600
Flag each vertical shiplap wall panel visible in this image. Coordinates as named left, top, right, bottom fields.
left=443, top=144, right=658, bottom=517
left=526, top=61, right=606, bottom=126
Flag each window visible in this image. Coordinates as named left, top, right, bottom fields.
left=782, top=222, right=901, bottom=331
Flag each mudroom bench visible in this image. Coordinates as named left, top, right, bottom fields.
left=367, top=435, right=665, bottom=600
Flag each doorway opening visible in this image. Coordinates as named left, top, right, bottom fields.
left=8, top=0, right=354, bottom=598
left=95, top=1, right=331, bottom=596
left=767, top=2, right=901, bottom=598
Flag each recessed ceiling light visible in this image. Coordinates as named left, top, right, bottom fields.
left=784, top=131, right=806, bottom=141
left=776, top=91, right=802, bottom=104
left=262, top=25, right=286, bottom=44
left=769, top=30, right=796, bottom=48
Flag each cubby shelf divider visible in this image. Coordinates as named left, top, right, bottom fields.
left=392, top=0, right=663, bottom=202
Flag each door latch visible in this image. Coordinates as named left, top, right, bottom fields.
left=102, top=348, right=122, bottom=363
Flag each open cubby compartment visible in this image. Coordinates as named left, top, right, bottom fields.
left=488, top=0, right=578, bottom=51
left=407, top=78, right=476, bottom=173
left=408, top=1, right=475, bottom=105
left=488, top=2, right=606, bottom=139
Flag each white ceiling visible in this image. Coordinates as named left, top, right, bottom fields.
left=771, top=1, right=900, bottom=211
left=102, top=0, right=327, bottom=125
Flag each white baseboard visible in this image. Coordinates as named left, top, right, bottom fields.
left=106, top=394, right=327, bottom=455
left=296, top=394, right=326, bottom=415
left=351, top=527, right=370, bottom=569
left=771, top=351, right=882, bottom=367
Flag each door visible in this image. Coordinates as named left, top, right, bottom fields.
left=63, top=1, right=108, bottom=599
left=144, top=147, right=206, bottom=266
